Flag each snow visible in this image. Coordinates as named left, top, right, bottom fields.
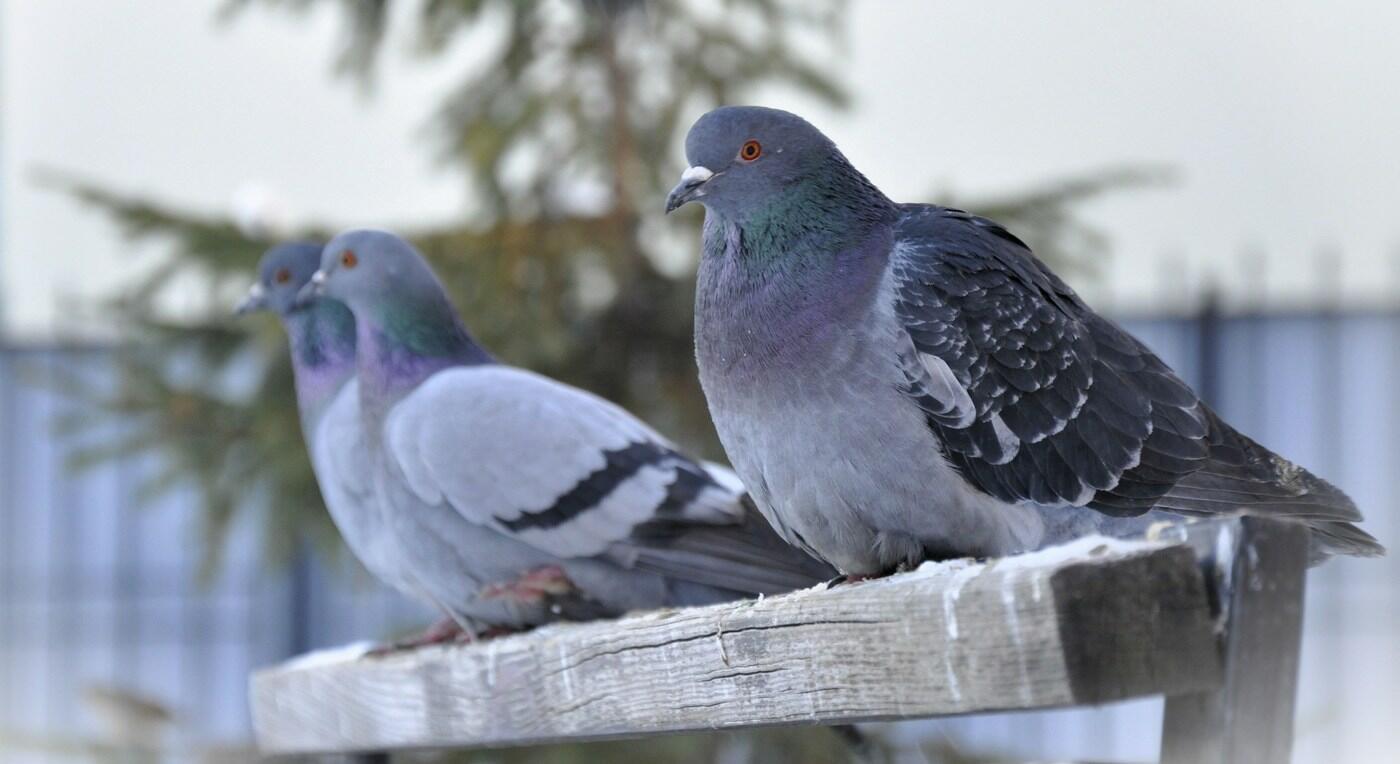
left=282, top=641, right=375, bottom=670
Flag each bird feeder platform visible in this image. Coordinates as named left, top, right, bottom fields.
left=250, top=517, right=1307, bottom=764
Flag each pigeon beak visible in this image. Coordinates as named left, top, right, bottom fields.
left=665, top=165, right=715, bottom=214
left=294, top=270, right=328, bottom=307
left=234, top=283, right=268, bottom=316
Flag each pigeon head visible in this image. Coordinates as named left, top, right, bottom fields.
left=240, top=242, right=357, bottom=414
left=301, top=229, right=492, bottom=368
left=300, top=229, right=443, bottom=312
left=236, top=242, right=326, bottom=316
left=666, top=106, right=841, bottom=219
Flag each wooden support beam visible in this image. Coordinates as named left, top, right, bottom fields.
left=251, top=534, right=1221, bottom=755
left=1160, top=517, right=1309, bottom=764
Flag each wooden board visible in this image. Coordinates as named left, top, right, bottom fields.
left=251, top=534, right=1221, bottom=755
left=1160, top=517, right=1309, bottom=764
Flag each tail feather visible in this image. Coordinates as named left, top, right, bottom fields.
left=626, top=495, right=836, bottom=598
left=1307, top=521, right=1385, bottom=561
left=1154, top=413, right=1385, bottom=559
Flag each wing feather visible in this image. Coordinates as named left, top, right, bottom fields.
left=383, top=366, right=744, bottom=560
left=890, top=205, right=1381, bottom=557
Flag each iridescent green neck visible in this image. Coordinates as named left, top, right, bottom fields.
left=288, top=301, right=356, bottom=367
left=283, top=300, right=358, bottom=425
left=354, top=291, right=494, bottom=424
left=376, top=293, right=488, bottom=361
left=733, top=155, right=896, bottom=265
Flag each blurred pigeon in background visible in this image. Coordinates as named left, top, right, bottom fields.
left=237, top=244, right=435, bottom=640
left=668, top=105, right=1384, bottom=575
left=296, top=229, right=834, bottom=635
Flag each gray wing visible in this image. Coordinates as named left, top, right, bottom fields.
left=384, top=366, right=834, bottom=589
left=889, top=205, right=1381, bottom=556
left=385, top=366, right=743, bottom=558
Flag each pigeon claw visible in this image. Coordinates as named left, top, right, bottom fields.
left=825, top=572, right=884, bottom=588
left=365, top=620, right=528, bottom=657
left=366, top=618, right=466, bottom=656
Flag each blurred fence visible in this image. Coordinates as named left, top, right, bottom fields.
left=0, top=306, right=1397, bottom=762
left=0, top=345, right=434, bottom=761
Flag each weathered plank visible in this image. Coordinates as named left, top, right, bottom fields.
left=1160, top=517, right=1309, bottom=764
left=252, top=535, right=1220, bottom=755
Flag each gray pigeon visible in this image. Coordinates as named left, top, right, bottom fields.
left=667, top=105, right=1384, bottom=575
left=236, top=244, right=411, bottom=624
left=297, top=229, right=834, bottom=633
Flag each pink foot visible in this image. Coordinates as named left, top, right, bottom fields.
left=367, top=618, right=466, bottom=656
left=480, top=565, right=576, bottom=602
left=474, top=625, right=524, bottom=641
left=826, top=572, right=882, bottom=588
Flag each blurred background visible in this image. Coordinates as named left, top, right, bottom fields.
left=1, top=0, right=1397, bottom=761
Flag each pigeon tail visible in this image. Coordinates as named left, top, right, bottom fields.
left=626, top=495, right=836, bottom=600
left=1151, top=412, right=1385, bottom=559
left=1307, top=520, right=1385, bottom=562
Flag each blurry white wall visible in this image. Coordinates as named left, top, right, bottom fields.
left=4, top=0, right=1400, bottom=338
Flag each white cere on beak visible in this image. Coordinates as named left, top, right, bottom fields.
left=247, top=283, right=267, bottom=300
left=680, top=165, right=714, bottom=183
left=310, top=271, right=327, bottom=285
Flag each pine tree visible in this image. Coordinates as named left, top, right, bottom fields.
left=55, top=0, right=1160, bottom=572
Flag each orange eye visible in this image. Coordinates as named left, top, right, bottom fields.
left=739, top=139, right=762, bottom=161
left=274, top=268, right=292, bottom=284
left=341, top=250, right=358, bottom=269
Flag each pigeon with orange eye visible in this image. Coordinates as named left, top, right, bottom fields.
left=289, top=228, right=836, bottom=642
left=668, top=105, right=1383, bottom=577
left=664, top=107, right=820, bottom=214
left=235, top=242, right=412, bottom=646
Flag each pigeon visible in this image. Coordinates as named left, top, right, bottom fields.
left=667, top=105, right=1384, bottom=575
left=236, top=243, right=409, bottom=617
left=296, top=229, right=834, bottom=632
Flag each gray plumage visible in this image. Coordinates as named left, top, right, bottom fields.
left=298, top=229, right=833, bottom=630
left=669, top=105, right=1383, bottom=575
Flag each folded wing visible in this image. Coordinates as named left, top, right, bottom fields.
left=890, top=205, right=1382, bottom=557
left=384, top=366, right=745, bottom=558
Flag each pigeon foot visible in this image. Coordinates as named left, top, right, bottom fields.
left=825, top=572, right=882, bottom=588
left=480, top=565, right=576, bottom=602
left=366, top=618, right=466, bottom=656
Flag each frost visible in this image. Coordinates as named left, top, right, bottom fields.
left=282, top=641, right=374, bottom=670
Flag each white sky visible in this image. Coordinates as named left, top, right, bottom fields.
left=4, top=0, right=1400, bottom=338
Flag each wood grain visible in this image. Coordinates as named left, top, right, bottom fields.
left=251, top=534, right=1221, bottom=755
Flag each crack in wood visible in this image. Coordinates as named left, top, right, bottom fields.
left=700, top=666, right=786, bottom=683
left=675, top=700, right=725, bottom=712
left=541, top=617, right=886, bottom=677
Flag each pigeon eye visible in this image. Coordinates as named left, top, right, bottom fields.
left=341, top=250, right=358, bottom=269
left=274, top=268, right=292, bottom=285
left=739, top=140, right=762, bottom=162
